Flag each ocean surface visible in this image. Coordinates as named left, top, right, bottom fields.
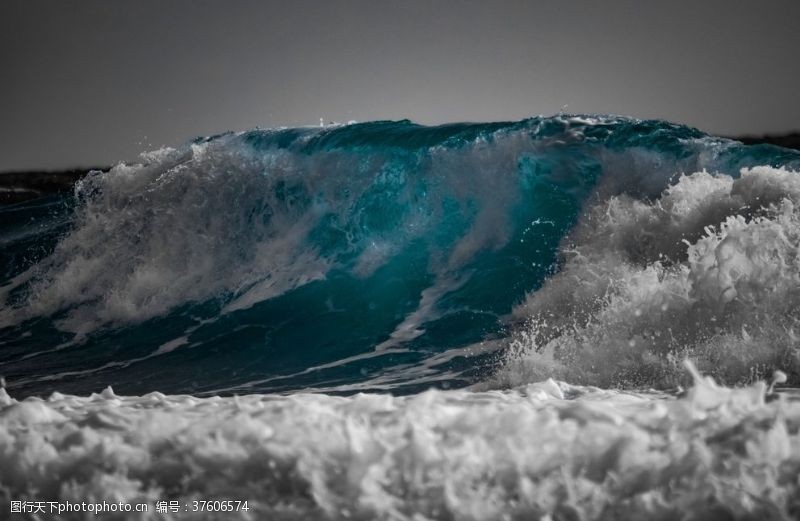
left=1, top=115, right=800, bottom=519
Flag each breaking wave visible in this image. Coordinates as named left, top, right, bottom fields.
left=497, top=166, right=800, bottom=389
left=0, top=115, right=799, bottom=396
left=3, top=115, right=800, bottom=520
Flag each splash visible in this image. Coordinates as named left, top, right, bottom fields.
left=498, top=166, right=800, bottom=388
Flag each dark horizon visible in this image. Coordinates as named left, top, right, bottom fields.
left=2, top=0, right=799, bottom=171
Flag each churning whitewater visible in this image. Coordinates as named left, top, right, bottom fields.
left=1, top=115, right=800, bottom=519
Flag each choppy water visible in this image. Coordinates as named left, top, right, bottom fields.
left=1, top=115, right=800, bottom=519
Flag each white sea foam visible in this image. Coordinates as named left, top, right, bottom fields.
left=0, top=143, right=331, bottom=335
left=0, top=370, right=798, bottom=520
left=499, top=166, right=800, bottom=388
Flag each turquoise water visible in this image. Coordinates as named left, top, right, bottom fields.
left=1, top=115, right=799, bottom=397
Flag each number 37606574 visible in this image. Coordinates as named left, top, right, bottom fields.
left=190, top=500, right=249, bottom=512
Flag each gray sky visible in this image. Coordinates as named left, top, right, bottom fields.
left=1, top=0, right=799, bottom=170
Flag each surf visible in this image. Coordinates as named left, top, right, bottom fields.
left=1, top=115, right=799, bottom=398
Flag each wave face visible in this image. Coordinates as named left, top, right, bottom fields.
left=1, top=116, right=800, bottom=397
